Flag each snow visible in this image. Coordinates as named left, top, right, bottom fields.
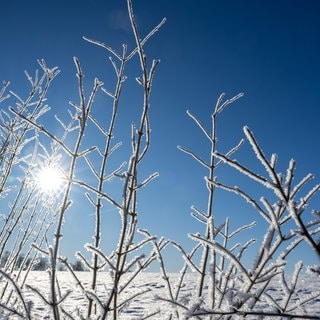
left=2, top=271, right=320, bottom=319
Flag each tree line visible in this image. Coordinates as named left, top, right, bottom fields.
left=0, top=251, right=86, bottom=271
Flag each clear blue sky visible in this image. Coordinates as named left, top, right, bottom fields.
left=1, top=1, right=319, bottom=272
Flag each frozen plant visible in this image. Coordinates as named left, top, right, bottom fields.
left=0, top=0, right=319, bottom=319
left=156, top=93, right=320, bottom=319
left=1, top=0, right=166, bottom=319
left=0, top=63, right=62, bottom=310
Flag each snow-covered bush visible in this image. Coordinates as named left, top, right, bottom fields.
left=0, top=0, right=319, bottom=319
left=155, top=93, right=320, bottom=319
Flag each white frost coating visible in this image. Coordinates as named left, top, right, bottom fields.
left=291, top=173, right=314, bottom=198
left=191, top=233, right=252, bottom=284
left=243, top=126, right=283, bottom=189
left=298, top=183, right=320, bottom=212
left=262, top=226, right=275, bottom=251
left=229, top=221, right=256, bottom=238
left=285, top=158, right=296, bottom=189
left=243, top=126, right=269, bottom=172
left=279, top=236, right=302, bottom=260
left=207, top=215, right=215, bottom=241
left=214, top=151, right=272, bottom=189
left=214, top=92, right=226, bottom=113
left=290, top=261, right=303, bottom=290
left=186, top=110, right=212, bottom=142
left=215, top=92, right=244, bottom=115
left=270, top=153, right=278, bottom=169
left=260, top=197, right=274, bottom=218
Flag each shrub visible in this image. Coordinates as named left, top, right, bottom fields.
left=72, top=260, right=86, bottom=272
left=0, top=0, right=319, bottom=319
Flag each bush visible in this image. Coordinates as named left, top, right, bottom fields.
left=32, top=257, right=49, bottom=271
left=0, top=0, right=319, bottom=319
left=72, top=259, right=86, bottom=272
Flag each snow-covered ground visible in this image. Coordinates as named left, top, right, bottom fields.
left=2, top=271, right=320, bottom=319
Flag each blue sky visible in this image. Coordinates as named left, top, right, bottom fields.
left=1, top=1, right=320, bottom=272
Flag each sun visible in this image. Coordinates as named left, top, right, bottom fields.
left=36, top=165, right=63, bottom=193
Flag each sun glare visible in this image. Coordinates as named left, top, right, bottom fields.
left=36, top=166, right=63, bottom=193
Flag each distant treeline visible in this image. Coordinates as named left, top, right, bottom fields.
left=0, top=251, right=86, bottom=271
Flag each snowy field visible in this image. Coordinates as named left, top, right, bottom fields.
left=2, top=271, right=320, bottom=319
